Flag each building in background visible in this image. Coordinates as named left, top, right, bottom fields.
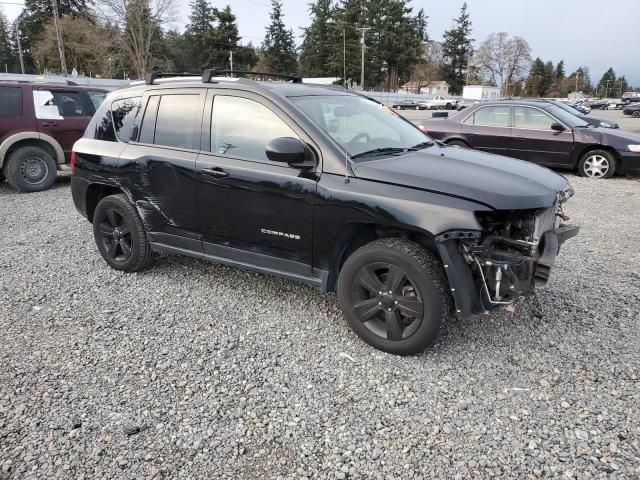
left=462, top=85, right=501, bottom=100
left=399, top=80, right=450, bottom=96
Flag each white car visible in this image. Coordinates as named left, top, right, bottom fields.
left=418, top=95, right=458, bottom=110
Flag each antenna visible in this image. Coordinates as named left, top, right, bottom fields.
left=343, top=27, right=350, bottom=184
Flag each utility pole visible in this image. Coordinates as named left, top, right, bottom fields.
left=15, top=21, right=25, bottom=74
left=356, top=27, right=370, bottom=90
left=575, top=70, right=580, bottom=92
left=229, top=50, right=233, bottom=71
left=51, top=0, right=67, bottom=75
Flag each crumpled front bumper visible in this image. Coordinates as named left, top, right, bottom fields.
left=436, top=222, right=580, bottom=318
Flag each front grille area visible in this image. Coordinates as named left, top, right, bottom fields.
left=534, top=206, right=558, bottom=240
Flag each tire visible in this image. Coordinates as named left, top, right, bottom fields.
left=447, top=139, right=469, bottom=148
left=446, top=103, right=452, bottom=110
left=4, top=146, right=57, bottom=192
left=602, top=105, right=608, bottom=110
left=0, top=172, right=4, bottom=183
left=633, top=111, right=640, bottom=118
left=337, top=238, right=451, bottom=355
left=578, top=149, right=616, bottom=179
left=92, top=194, right=154, bottom=272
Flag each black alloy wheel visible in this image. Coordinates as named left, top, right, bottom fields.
left=351, top=262, right=424, bottom=341
left=338, top=238, right=450, bottom=355
left=97, top=208, right=133, bottom=263
left=92, top=194, right=154, bottom=272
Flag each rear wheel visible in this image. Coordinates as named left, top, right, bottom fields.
left=578, top=150, right=616, bottom=179
left=633, top=111, right=640, bottom=118
left=93, top=194, right=154, bottom=272
left=337, top=238, right=450, bottom=355
left=4, top=146, right=57, bottom=192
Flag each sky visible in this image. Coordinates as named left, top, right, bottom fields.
left=2, top=0, right=639, bottom=86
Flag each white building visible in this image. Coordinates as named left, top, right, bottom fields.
left=399, top=80, right=450, bottom=96
left=462, top=85, right=501, bottom=100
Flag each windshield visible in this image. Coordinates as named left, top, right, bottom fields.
left=544, top=103, right=589, bottom=127
left=290, top=94, right=434, bottom=159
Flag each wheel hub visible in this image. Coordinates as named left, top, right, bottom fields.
left=380, top=293, right=395, bottom=309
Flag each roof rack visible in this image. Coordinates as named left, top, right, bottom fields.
left=202, top=69, right=302, bottom=84
left=145, top=71, right=201, bottom=85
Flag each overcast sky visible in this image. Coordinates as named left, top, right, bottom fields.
left=3, top=0, right=639, bottom=86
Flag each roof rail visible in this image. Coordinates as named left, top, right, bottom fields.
left=145, top=71, right=201, bottom=85
left=202, top=69, right=302, bottom=84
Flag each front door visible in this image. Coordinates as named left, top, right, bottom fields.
left=33, top=88, right=93, bottom=160
left=196, top=91, right=318, bottom=274
left=461, top=105, right=512, bottom=156
left=510, top=106, right=574, bottom=167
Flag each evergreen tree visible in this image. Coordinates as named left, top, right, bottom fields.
left=261, top=0, right=297, bottom=74
left=326, top=0, right=364, bottom=84
left=597, top=67, right=616, bottom=97
left=440, top=2, right=473, bottom=95
left=299, top=0, right=334, bottom=77
left=0, top=12, right=15, bottom=71
left=184, top=0, right=216, bottom=70
left=211, top=5, right=240, bottom=69
left=555, top=60, right=565, bottom=80
left=525, top=57, right=545, bottom=96
left=541, top=60, right=554, bottom=96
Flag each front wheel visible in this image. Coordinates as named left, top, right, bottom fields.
left=633, top=111, right=640, bottom=118
left=578, top=150, right=616, bottom=179
left=337, top=238, right=451, bottom=355
left=447, top=140, right=469, bottom=148
left=93, top=194, right=154, bottom=272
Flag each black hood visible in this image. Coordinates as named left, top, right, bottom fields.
left=352, top=145, right=570, bottom=210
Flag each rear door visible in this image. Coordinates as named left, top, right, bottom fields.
left=119, top=88, right=205, bottom=240
left=0, top=85, right=28, bottom=143
left=34, top=87, right=93, bottom=161
left=460, top=105, right=512, bottom=155
left=510, top=106, right=574, bottom=166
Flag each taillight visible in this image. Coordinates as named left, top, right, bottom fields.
left=70, top=149, right=76, bottom=174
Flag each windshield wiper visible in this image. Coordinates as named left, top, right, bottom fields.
left=408, top=141, right=434, bottom=150
left=350, top=147, right=409, bottom=159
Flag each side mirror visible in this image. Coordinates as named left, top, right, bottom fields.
left=550, top=122, right=565, bottom=132
left=266, top=137, right=305, bottom=164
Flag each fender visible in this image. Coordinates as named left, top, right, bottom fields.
left=0, top=132, right=65, bottom=168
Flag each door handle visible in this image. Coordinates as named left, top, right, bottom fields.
left=41, top=122, right=58, bottom=127
left=201, top=167, right=229, bottom=178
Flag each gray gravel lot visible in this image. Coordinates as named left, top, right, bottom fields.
left=1, top=173, right=639, bottom=479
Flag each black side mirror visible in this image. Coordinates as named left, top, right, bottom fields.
left=266, top=137, right=305, bottom=164
left=550, top=122, right=565, bottom=132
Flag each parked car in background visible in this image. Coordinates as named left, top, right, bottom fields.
left=71, top=70, right=579, bottom=355
left=420, top=100, right=640, bottom=179
left=456, top=98, right=479, bottom=111
left=622, top=92, right=640, bottom=104
left=623, top=103, right=640, bottom=118
left=418, top=95, right=458, bottom=110
left=550, top=100, right=619, bottom=129
left=392, top=99, right=422, bottom=110
left=570, top=102, right=591, bottom=114
left=0, top=81, right=107, bottom=192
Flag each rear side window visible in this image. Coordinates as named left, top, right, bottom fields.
left=0, top=87, right=21, bottom=116
left=153, top=94, right=200, bottom=149
left=464, top=106, right=511, bottom=127
left=34, top=89, right=89, bottom=118
left=87, top=90, right=107, bottom=110
left=92, top=96, right=141, bottom=142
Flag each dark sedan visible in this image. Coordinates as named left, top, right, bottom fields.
left=623, top=103, right=640, bottom=118
left=420, top=100, right=640, bottom=179
left=392, top=100, right=422, bottom=110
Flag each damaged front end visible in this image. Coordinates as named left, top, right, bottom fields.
left=436, top=188, right=579, bottom=316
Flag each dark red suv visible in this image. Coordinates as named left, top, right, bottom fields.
left=0, top=81, right=107, bottom=192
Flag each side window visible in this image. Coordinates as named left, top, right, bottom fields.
left=87, top=90, right=107, bottom=110
left=514, top=107, right=555, bottom=130
left=0, top=87, right=21, bottom=117
left=153, top=94, right=200, bottom=149
left=464, top=106, right=510, bottom=127
left=34, top=89, right=89, bottom=118
left=211, top=95, right=297, bottom=163
left=139, top=96, right=159, bottom=144
left=91, top=97, right=141, bottom=142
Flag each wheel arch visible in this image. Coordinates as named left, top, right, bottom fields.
left=85, top=183, right=127, bottom=223
left=325, top=221, right=441, bottom=292
left=575, top=144, right=620, bottom=171
left=0, top=132, right=65, bottom=169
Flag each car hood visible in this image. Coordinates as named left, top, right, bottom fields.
left=352, top=145, right=570, bottom=210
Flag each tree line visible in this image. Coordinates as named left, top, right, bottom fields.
left=0, top=0, right=635, bottom=97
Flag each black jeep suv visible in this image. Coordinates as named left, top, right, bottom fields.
left=71, top=70, right=579, bottom=355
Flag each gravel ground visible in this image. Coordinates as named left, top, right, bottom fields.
left=1, top=173, right=639, bottom=479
